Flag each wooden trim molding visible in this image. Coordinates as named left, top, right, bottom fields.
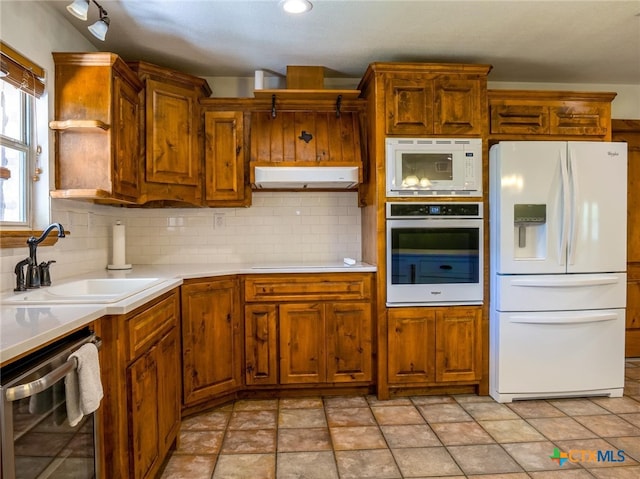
left=0, top=230, right=69, bottom=249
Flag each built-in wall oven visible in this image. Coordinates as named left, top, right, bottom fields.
left=386, top=202, right=483, bottom=306
left=1, top=328, right=101, bottom=479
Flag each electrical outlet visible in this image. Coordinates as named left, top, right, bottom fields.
left=214, top=214, right=224, bottom=229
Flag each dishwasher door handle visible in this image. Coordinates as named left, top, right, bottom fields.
left=4, top=336, right=101, bottom=403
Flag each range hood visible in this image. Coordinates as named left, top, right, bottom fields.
left=253, top=166, right=359, bottom=189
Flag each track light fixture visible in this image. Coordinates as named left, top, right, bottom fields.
left=65, top=0, right=110, bottom=41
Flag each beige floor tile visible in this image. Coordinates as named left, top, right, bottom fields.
left=367, top=395, right=413, bottom=406
left=335, top=449, right=401, bottom=479
left=480, top=419, right=546, bottom=443
left=325, top=406, right=376, bottom=426
left=330, top=425, right=387, bottom=450
left=174, top=430, right=224, bottom=455
left=527, top=417, right=598, bottom=440
left=220, top=429, right=276, bottom=454
left=607, top=436, right=640, bottom=462
left=416, top=402, right=473, bottom=423
left=574, top=414, right=640, bottom=437
left=447, top=444, right=523, bottom=475
left=392, top=447, right=463, bottom=477
left=410, top=395, right=457, bottom=406
left=619, top=413, right=640, bottom=428
left=461, top=402, right=520, bottom=421
left=507, top=400, right=566, bottom=419
left=502, top=441, right=579, bottom=472
left=625, top=368, right=640, bottom=380
left=159, top=455, right=217, bottom=479
left=181, top=410, right=230, bottom=431
left=233, top=399, right=279, bottom=411
left=431, top=420, right=495, bottom=446
left=588, top=465, right=640, bottom=478
left=591, top=397, right=640, bottom=414
left=228, top=410, right=277, bottom=430
left=278, top=408, right=327, bottom=428
left=467, top=474, right=531, bottom=479
left=381, top=424, right=442, bottom=448
left=276, top=451, right=338, bottom=479
left=277, top=427, right=332, bottom=452
left=323, top=395, right=369, bottom=408
left=528, top=470, right=596, bottom=478
left=548, top=399, right=611, bottom=416
left=278, top=397, right=324, bottom=409
left=371, top=405, right=425, bottom=425
left=454, top=394, right=496, bottom=404
left=212, top=453, right=275, bottom=479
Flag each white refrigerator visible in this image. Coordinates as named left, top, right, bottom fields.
left=489, top=141, right=627, bottom=403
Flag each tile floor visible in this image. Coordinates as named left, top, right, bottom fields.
left=160, top=360, right=640, bottom=478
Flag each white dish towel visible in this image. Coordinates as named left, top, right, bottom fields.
left=65, top=342, right=104, bottom=427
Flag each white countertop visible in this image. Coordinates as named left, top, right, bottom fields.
left=0, top=261, right=375, bottom=365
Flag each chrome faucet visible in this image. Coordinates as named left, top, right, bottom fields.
left=25, top=223, right=65, bottom=288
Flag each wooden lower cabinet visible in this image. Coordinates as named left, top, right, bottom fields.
left=99, top=290, right=180, bottom=479
left=244, top=273, right=374, bottom=387
left=181, top=277, right=242, bottom=406
left=388, top=306, right=481, bottom=388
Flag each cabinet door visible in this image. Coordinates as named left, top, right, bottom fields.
left=550, top=102, right=609, bottom=137
left=245, top=304, right=278, bottom=385
left=128, top=348, right=159, bottom=479
left=204, top=111, right=246, bottom=204
left=145, top=78, right=199, bottom=186
left=279, top=303, right=325, bottom=384
left=490, top=104, right=549, bottom=135
left=181, top=278, right=241, bottom=405
left=387, top=308, right=435, bottom=383
left=156, top=327, right=181, bottom=454
left=113, top=74, right=141, bottom=200
left=326, top=302, right=372, bottom=383
left=385, top=76, right=434, bottom=135
left=435, top=308, right=481, bottom=382
left=434, top=77, right=483, bottom=135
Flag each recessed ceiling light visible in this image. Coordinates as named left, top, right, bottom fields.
left=280, top=0, right=313, bottom=15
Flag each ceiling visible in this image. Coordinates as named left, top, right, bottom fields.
left=45, top=0, right=640, bottom=85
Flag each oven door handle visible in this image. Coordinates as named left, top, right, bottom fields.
left=4, top=337, right=102, bottom=403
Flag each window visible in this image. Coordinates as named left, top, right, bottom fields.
left=0, top=41, right=46, bottom=245
left=1, top=81, right=34, bottom=226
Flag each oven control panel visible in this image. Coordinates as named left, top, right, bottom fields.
left=386, top=202, right=483, bottom=219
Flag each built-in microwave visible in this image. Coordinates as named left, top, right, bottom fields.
left=386, top=138, right=482, bottom=197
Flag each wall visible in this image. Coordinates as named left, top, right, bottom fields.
left=1, top=2, right=638, bottom=293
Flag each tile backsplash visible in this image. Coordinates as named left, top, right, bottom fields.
left=0, top=192, right=362, bottom=292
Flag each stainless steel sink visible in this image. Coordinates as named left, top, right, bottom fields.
left=2, top=278, right=165, bottom=304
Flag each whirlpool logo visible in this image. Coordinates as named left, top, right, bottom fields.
left=607, top=151, right=620, bottom=157
left=550, top=447, right=625, bottom=466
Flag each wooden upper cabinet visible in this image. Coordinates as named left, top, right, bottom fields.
left=128, top=61, right=212, bottom=206
left=488, top=90, right=616, bottom=140
left=385, top=75, right=434, bottom=135
left=361, top=63, right=491, bottom=137
left=250, top=109, right=363, bottom=166
left=204, top=110, right=248, bottom=206
left=51, top=52, right=143, bottom=204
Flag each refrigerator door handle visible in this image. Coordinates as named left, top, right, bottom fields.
left=567, top=148, right=579, bottom=265
left=510, top=275, right=622, bottom=288
left=559, top=150, right=570, bottom=266
left=509, top=311, right=619, bottom=325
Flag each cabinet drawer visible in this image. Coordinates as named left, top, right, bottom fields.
left=126, top=291, right=179, bottom=361
left=490, top=104, right=549, bottom=135
left=244, top=274, right=372, bottom=302
left=549, top=103, right=609, bottom=137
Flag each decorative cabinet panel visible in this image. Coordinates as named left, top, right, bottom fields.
left=128, top=61, right=211, bottom=205
left=50, top=52, right=143, bottom=204
left=204, top=110, right=248, bottom=206
left=375, top=64, right=490, bottom=136
left=245, top=303, right=278, bottom=385
left=181, top=277, right=242, bottom=406
left=613, top=119, right=640, bottom=357
left=244, top=273, right=374, bottom=386
left=489, top=90, right=616, bottom=140
left=387, top=306, right=481, bottom=386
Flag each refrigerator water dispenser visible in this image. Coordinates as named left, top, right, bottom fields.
left=513, top=204, right=546, bottom=258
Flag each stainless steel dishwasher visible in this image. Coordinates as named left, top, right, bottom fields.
left=1, top=328, right=101, bottom=479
